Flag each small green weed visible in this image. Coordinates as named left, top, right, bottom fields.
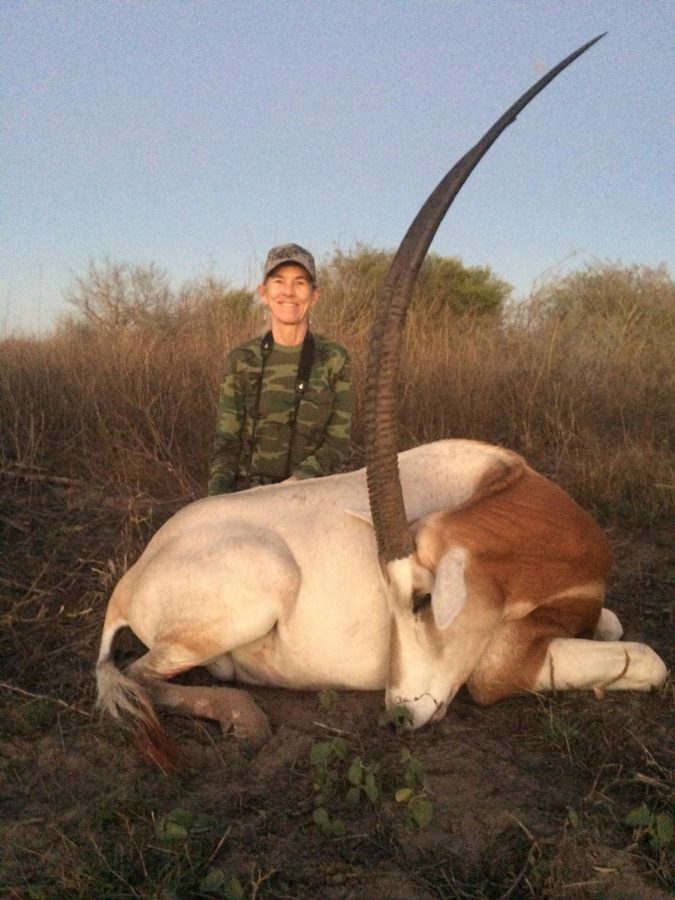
left=565, top=806, right=581, bottom=829
left=200, top=867, right=245, bottom=898
left=317, top=689, right=339, bottom=710
left=309, top=737, right=349, bottom=800
left=155, top=807, right=219, bottom=841
left=345, top=756, right=381, bottom=806
left=309, top=737, right=351, bottom=837
left=625, top=802, right=674, bottom=855
left=312, top=806, right=346, bottom=838
left=145, top=807, right=252, bottom=896
left=378, top=704, right=413, bottom=731
left=202, top=867, right=277, bottom=898
left=393, top=748, right=434, bottom=829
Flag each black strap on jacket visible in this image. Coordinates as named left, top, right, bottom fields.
left=242, top=329, right=315, bottom=486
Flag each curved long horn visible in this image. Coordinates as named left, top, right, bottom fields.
left=365, top=33, right=606, bottom=564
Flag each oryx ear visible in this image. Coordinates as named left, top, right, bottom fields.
left=431, top=548, right=468, bottom=630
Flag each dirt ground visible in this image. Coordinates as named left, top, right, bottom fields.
left=1, top=472, right=673, bottom=898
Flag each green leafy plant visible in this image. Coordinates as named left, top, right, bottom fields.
left=378, top=704, right=413, bottom=731
left=308, top=738, right=384, bottom=837
left=200, top=868, right=245, bottom=898
left=312, top=806, right=346, bottom=838
left=309, top=738, right=348, bottom=800
left=345, top=756, right=381, bottom=806
left=317, top=689, right=339, bottom=710
left=625, top=803, right=674, bottom=853
left=309, top=738, right=349, bottom=837
left=394, top=748, right=434, bottom=830
left=566, top=806, right=581, bottom=829
left=155, top=807, right=218, bottom=842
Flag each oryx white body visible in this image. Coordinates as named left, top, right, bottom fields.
left=96, top=440, right=667, bottom=752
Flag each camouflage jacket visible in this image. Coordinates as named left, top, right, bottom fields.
left=208, top=333, right=352, bottom=494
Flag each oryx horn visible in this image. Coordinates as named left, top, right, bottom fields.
left=365, top=34, right=606, bottom=563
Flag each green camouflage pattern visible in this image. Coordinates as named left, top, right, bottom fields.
left=208, top=333, right=352, bottom=494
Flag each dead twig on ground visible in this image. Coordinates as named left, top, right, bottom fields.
left=0, top=467, right=86, bottom=487
left=0, top=680, right=91, bottom=717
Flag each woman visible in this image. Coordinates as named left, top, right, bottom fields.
left=208, top=244, right=352, bottom=493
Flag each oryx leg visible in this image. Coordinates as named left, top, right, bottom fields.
left=206, top=655, right=236, bottom=681
left=533, top=638, right=668, bottom=694
left=149, top=682, right=271, bottom=746
left=593, top=607, right=623, bottom=641
left=467, top=598, right=667, bottom=703
left=127, top=638, right=272, bottom=747
left=467, top=593, right=604, bottom=704
left=124, top=528, right=302, bottom=745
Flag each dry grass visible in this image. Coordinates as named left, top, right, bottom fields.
left=2, top=261, right=672, bottom=520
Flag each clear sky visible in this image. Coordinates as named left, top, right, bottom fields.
left=2, top=0, right=673, bottom=334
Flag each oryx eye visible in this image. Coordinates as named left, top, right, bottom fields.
left=412, top=591, right=432, bottom=615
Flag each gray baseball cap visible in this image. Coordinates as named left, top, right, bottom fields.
left=263, top=243, right=317, bottom=284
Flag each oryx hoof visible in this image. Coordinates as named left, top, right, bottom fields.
left=221, top=699, right=272, bottom=749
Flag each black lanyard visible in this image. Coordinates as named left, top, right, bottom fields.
left=245, top=330, right=315, bottom=483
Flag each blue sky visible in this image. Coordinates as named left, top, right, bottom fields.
left=2, top=1, right=674, bottom=334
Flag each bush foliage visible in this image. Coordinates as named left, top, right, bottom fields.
left=319, top=244, right=509, bottom=327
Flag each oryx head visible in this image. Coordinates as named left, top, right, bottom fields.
left=363, top=34, right=606, bottom=728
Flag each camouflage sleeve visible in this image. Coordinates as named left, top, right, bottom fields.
left=208, top=349, right=247, bottom=494
left=293, top=346, right=353, bottom=480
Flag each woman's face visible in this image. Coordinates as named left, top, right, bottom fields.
left=258, top=263, right=319, bottom=329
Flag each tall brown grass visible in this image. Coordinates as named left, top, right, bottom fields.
left=1, top=261, right=673, bottom=523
